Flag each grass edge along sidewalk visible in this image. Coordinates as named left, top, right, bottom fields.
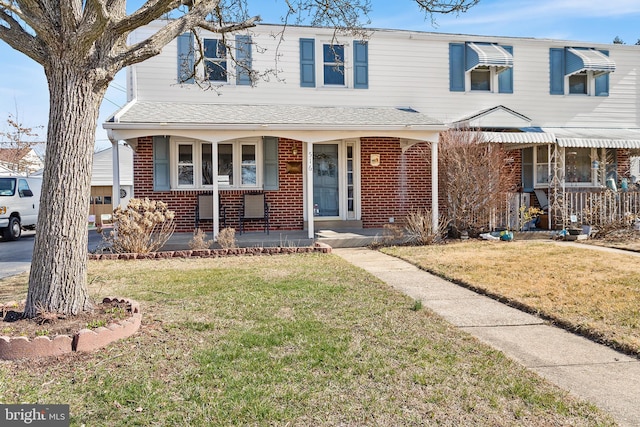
left=1, top=254, right=614, bottom=426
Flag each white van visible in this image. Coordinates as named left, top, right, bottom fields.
left=0, top=176, right=42, bottom=241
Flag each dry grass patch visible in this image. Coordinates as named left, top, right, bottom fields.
left=383, top=241, right=640, bottom=354
left=0, top=254, right=613, bottom=426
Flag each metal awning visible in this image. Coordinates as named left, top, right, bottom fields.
left=479, top=131, right=555, bottom=144
left=543, top=128, right=640, bottom=148
left=566, top=48, right=616, bottom=76
left=466, top=42, right=513, bottom=72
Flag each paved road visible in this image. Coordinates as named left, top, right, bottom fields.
left=0, top=230, right=105, bottom=279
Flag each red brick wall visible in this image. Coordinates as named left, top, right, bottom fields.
left=360, top=138, right=433, bottom=228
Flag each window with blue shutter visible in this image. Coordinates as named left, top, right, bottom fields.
left=153, top=136, right=170, bottom=191
left=177, top=33, right=194, bottom=84
left=498, top=45, right=513, bottom=93
left=263, top=137, right=279, bottom=190
left=353, top=40, right=368, bottom=89
left=449, top=43, right=465, bottom=92
left=236, top=35, right=252, bottom=86
left=300, top=38, right=316, bottom=87
left=595, top=50, right=610, bottom=96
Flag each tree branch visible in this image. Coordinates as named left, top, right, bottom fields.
left=0, top=8, right=47, bottom=64
left=109, top=0, right=184, bottom=36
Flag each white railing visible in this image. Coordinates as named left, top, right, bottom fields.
left=564, top=190, right=640, bottom=226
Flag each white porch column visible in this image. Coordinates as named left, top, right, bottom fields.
left=110, top=139, right=121, bottom=208
left=306, top=141, right=314, bottom=239
left=213, top=142, right=220, bottom=238
left=431, top=140, right=439, bottom=234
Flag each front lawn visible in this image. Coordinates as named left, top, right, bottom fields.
left=384, top=240, right=640, bottom=355
left=0, top=254, right=612, bottom=426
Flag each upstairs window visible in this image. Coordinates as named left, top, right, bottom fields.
left=204, top=38, right=228, bottom=83
left=300, top=38, right=368, bottom=89
left=449, top=42, right=514, bottom=93
left=550, top=47, right=615, bottom=96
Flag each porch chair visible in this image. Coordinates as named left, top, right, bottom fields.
left=87, top=214, right=96, bottom=230
left=195, top=193, right=226, bottom=230
left=100, top=213, right=114, bottom=229
left=239, top=192, right=269, bottom=235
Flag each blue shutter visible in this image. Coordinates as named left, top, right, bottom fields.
left=449, top=43, right=465, bottom=92
left=263, top=137, right=279, bottom=190
left=177, top=33, right=194, bottom=84
left=300, top=38, right=316, bottom=87
left=236, top=35, right=252, bottom=86
left=353, top=40, right=369, bottom=89
left=549, top=48, right=565, bottom=95
left=498, top=45, right=513, bottom=94
left=595, top=50, right=610, bottom=96
left=153, top=136, right=170, bottom=191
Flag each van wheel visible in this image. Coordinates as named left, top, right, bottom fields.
left=4, top=217, right=21, bottom=241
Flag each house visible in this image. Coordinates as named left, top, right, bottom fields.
left=90, top=144, right=134, bottom=225
left=103, top=22, right=640, bottom=236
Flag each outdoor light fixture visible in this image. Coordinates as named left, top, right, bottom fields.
left=292, top=145, right=298, bottom=155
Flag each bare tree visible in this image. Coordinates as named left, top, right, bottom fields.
left=0, top=113, right=44, bottom=175
left=439, top=129, right=516, bottom=235
left=0, top=0, right=480, bottom=318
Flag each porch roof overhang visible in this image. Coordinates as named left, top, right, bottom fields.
left=104, top=101, right=446, bottom=145
left=542, top=127, right=640, bottom=148
left=479, top=131, right=555, bottom=144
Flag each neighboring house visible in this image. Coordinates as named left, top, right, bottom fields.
left=0, top=146, right=44, bottom=175
left=90, top=144, right=134, bottom=225
left=103, top=22, right=640, bottom=235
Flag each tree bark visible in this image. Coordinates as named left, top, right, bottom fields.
left=24, top=63, right=107, bottom=318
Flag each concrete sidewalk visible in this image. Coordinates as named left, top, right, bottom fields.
left=333, top=247, right=640, bottom=427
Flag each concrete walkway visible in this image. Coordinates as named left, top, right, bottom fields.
left=333, top=247, right=640, bottom=427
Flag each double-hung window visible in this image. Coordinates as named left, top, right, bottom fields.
left=549, top=47, right=615, bottom=96
left=299, top=38, right=368, bottom=89
left=204, top=38, right=228, bottom=83
left=449, top=42, right=513, bottom=93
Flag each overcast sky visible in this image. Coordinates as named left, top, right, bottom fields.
left=1, top=0, right=639, bottom=151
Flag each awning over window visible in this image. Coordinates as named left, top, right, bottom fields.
left=543, top=128, right=640, bottom=148
left=479, top=131, right=555, bottom=144
left=466, top=42, right=513, bottom=72
left=566, top=48, right=616, bottom=76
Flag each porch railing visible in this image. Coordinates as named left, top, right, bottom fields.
left=564, top=190, right=640, bottom=227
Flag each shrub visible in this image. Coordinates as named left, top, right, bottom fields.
left=105, top=198, right=176, bottom=253
left=189, top=228, right=214, bottom=250
left=217, top=227, right=237, bottom=249
left=404, top=208, right=448, bottom=245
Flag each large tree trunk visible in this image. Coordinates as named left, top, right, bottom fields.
left=24, top=64, right=108, bottom=318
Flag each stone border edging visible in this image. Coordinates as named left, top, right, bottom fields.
left=88, top=242, right=332, bottom=260
left=0, top=297, right=141, bottom=360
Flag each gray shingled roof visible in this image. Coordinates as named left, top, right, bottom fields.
left=111, top=101, right=443, bottom=128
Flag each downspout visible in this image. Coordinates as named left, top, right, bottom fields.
left=108, top=133, right=121, bottom=208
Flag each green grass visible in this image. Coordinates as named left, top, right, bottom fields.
left=0, top=254, right=613, bottom=426
left=383, top=240, right=640, bottom=355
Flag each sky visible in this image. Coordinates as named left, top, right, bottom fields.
left=1, top=0, right=640, bottom=151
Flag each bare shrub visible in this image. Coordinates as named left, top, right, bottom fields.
left=189, top=228, right=214, bottom=250
left=404, top=208, right=448, bottom=245
left=217, top=227, right=237, bottom=249
left=438, top=129, right=516, bottom=235
left=105, top=198, right=176, bottom=253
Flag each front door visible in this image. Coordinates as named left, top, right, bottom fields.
left=313, top=144, right=339, bottom=217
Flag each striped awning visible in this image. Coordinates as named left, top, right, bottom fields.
left=480, top=131, right=555, bottom=144
left=543, top=128, right=640, bottom=148
left=466, top=42, right=513, bottom=72
left=566, top=48, right=616, bottom=76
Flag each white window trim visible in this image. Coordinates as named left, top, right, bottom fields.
left=202, top=37, right=231, bottom=85
left=530, top=146, right=598, bottom=187
left=565, top=70, right=596, bottom=96
left=317, top=40, right=350, bottom=88
left=170, top=138, right=263, bottom=190
left=466, top=66, right=499, bottom=93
